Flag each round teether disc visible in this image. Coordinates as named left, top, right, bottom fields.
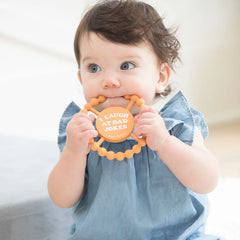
left=95, top=106, right=134, bottom=143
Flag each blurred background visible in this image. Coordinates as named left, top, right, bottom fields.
left=0, top=0, right=239, bottom=239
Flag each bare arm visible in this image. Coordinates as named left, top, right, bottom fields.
left=48, top=113, right=98, bottom=208
left=135, top=106, right=220, bottom=194
left=156, top=127, right=220, bottom=193
left=48, top=148, right=87, bottom=208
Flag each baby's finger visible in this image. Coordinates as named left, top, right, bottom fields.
left=88, top=114, right=96, bottom=123
left=79, top=121, right=96, bottom=131
left=135, top=113, right=156, bottom=126
left=139, top=106, right=156, bottom=115
left=83, top=129, right=98, bottom=139
left=72, top=112, right=93, bottom=121
left=134, top=114, right=140, bottom=123
left=135, top=118, right=153, bottom=126
left=134, top=124, right=150, bottom=138
left=135, top=111, right=154, bottom=122
left=67, top=118, right=96, bottom=136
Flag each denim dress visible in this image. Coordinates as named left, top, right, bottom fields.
left=58, top=91, right=222, bottom=240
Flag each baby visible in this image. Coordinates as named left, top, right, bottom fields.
left=48, top=1, right=222, bottom=239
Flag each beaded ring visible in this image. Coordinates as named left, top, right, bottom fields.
left=80, top=95, right=146, bottom=161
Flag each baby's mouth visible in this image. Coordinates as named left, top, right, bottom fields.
left=94, top=95, right=141, bottom=115
left=93, top=96, right=128, bottom=110
left=107, top=96, right=124, bottom=100
left=104, top=96, right=127, bottom=105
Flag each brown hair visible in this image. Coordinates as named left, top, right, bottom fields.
left=74, top=0, right=181, bottom=97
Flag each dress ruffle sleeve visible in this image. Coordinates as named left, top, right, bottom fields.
left=160, top=91, right=208, bottom=146
left=57, top=101, right=80, bottom=153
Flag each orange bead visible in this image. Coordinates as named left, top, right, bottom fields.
left=131, top=95, right=138, bottom=102
left=124, top=95, right=131, bottom=100
left=98, top=147, right=107, bottom=157
left=136, top=98, right=145, bottom=107
left=116, top=152, right=125, bottom=161
left=90, top=98, right=99, bottom=106
left=106, top=151, right=115, bottom=160
left=132, top=145, right=141, bottom=154
left=138, top=138, right=146, bottom=147
left=98, top=95, right=106, bottom=103
left=91, top=142, right=98, bottom=151
left=125, top=149, right=134, bottom=159
left=84, top=103, right=92, bottom=111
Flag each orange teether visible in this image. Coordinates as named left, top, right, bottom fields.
left=80, top=95, right=146, bottom=161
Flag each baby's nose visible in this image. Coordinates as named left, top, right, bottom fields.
left=102, top=74, right=120, bottom=88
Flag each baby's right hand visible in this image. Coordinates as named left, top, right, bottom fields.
left=65, top=112, right=98, bottom=157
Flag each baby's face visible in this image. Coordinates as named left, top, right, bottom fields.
left=78, top=32, right=165, bottom=114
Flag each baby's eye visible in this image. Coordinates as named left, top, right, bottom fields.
left=120, top=62, right=135, bottom=70
left=89, top=64, right=101, bottom=73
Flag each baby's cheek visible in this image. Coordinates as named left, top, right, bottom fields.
left=82, top=84, right=96, bottom=101
left=143, top=92, right=157, bottom=106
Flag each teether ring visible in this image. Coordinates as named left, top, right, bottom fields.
left=80, top=95, right=146, bottom=161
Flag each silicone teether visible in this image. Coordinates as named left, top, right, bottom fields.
left=80, top=95, right=146, bottom=161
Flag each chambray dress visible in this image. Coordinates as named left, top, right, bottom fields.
left=58, top=91, right=222, bottom=240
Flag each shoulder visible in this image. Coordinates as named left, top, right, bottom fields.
left=58, top=102, right=81, bottom=152
left=160, top=91, right=208, bottom=145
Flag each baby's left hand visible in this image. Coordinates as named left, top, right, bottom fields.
left=134, top=106, right=170, bottom=152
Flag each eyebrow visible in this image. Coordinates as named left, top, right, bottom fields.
left=81, top=56, right=96, bottom=63
left=81, top=54, right=142, bottom=63
left=120, top=55, right=142, bottom=60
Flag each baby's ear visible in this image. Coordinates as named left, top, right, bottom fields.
left=156, top=63, right=171, bottom=93
left=77, top=70, right=83, bottom=85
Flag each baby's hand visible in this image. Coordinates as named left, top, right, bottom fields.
left=134, top=106, right=170, bottom=153
left=65, top=112, right=98, bottom=157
